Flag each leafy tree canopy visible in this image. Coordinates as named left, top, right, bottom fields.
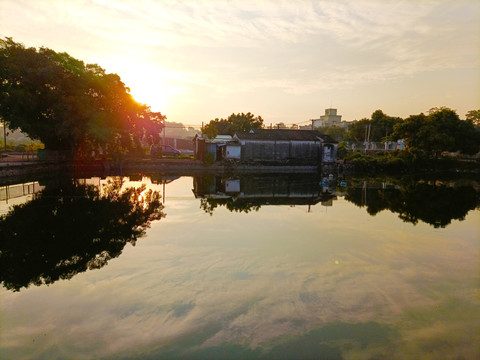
left=203, top=112, right=264, bottom=136
left=465, top=109, right=480, bottom=126
left=390, top=107, right=480, bottom=156
left=319, top=125, right=348, bottom=142
left=347, top=110, right=402, bottom=142
left=0, top=37, right=165, bottom=155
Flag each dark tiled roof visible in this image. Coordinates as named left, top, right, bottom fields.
left=234, top=129, right=337, bottom=143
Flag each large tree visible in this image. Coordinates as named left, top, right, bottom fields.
left=347, top=110, right=402, bottom=142
left=391, top=107, right=480, bottom=156
left=465, top=109, right=480, bottom=126
left=320, top=125, right=348, bottom=142
left=204, top=112, right=264, bottom=136
left=0, top=38, right=165, bottom=156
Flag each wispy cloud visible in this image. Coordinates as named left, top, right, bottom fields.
left=1, top=0, right=478, bottom=120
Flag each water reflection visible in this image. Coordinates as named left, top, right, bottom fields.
left=0, top=174, right=478, bottom=359
left=343, top=178, right=479, bottom=228
left=193, top=173, right=336, bottom=214
left=0, top=177, right=164, bottom=292
left=193, top=174, right=479, bottom=227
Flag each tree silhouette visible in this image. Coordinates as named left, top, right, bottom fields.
left=344, top=179, right=478, bottom=228
left=204, top=112, right=264, bottom=136
left=390, top=107, right=480, bottom=156
left=0, top=178, right=165, bottom=291
left=0, top=37, right=165, bottom=156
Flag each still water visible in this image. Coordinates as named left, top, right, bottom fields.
left=1, top=173, right=479, bottom=359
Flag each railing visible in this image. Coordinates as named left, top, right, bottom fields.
left=0, top=182, right=43, bottom=203
left=0, top=151, right=38, bottom=162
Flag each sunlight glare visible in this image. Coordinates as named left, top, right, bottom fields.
left=116, top=62, right=170, bottom=112
left=129, top=74, right=168, bottom=112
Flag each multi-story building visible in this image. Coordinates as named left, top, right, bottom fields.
left=309, top=108, right=342, bottom=128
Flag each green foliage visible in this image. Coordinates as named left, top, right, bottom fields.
left=344, top=148, right=478, bottom=174
left=320, top=126, right=348, bottom=142
left=465, top=109, right=480, bottom=126
left=347, top=110, right=402, bottom=142
left=203, top=152, right=215, bottom=165
left=0, top=38, right=165, bottom=156
left=391, top=107, right=480, bottom=156
left=202, top=122, right=218, bottom=139
left=337, top=141, right=348, bottom=159
left=347, top=118, right=370, bottom=141
left=204, top=112, right=263, bottom=136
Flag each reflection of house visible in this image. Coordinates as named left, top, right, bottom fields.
left=193, top=174, right=336, bottom=207
left=194, top=129, right=337, bottom=164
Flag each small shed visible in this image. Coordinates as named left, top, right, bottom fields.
left=193, top=134, right=240, bottom=161
left=223, top=142, right=241, bottom=160
left=233, top=129, right=337, bottom=164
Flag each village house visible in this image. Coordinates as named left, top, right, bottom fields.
left=194, top=129, right=338, bottom=164
left=193, top=134, right=241, bottom=162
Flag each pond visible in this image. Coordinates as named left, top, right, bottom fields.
left=1, top=173, right=479, bottom=360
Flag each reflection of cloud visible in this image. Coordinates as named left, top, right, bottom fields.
left=1, top=188, right=479, bottom=358
left=171, top=302, right=195, bottom=318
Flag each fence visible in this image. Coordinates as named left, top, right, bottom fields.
left=1, top=151, right=38, bottom=162
left=0, top=182, right=43, bottom=203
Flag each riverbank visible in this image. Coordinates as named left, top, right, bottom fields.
left=0, top=158, right=326, bottom=184
left=1, top=156, right=478, bottom=185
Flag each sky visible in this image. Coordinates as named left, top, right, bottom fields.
left=1, top=0, right=479, bottom=127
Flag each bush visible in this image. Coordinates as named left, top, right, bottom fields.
left=203, top=152, right=215, bottom=165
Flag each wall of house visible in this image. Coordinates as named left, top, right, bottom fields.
left=206, top=143, right=218, bottom=161
left=162, top=137, right=194, bottom=150
left=225, top=145, right=241, bottom=160
left=194, top=138, right=205, bottom=160
left=240, top=140, right=322, bottom=164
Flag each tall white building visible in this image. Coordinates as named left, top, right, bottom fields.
left=309, top=108, right=342, bottom=128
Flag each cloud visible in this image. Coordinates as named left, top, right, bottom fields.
left=1, top=0, right=478, bottom=121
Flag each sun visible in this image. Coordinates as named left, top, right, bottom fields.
left=112, top=61, right=170, bottom=112
left=128, top=73, right=169, bottom=112
left=101, top=56, right=173, bottom=113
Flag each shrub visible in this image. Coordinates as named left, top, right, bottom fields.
left=203, top=152, right=215, bottom=165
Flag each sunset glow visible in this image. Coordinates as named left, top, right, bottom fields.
left=1, top=0, right=479, bottom=125
left=124, top=67, right=170, bottom=112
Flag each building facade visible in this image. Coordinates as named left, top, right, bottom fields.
left=233, top=129, right=337, bottom=164
left=308, top=108, right=343, bottom=128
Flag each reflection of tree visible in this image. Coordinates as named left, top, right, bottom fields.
left=0, top=178, right=165, bottom=291
left=196, top=173, right=330, bottom=215
left=200, top=197, right=261, bottom=215
left=345, top=180, right=478, bottom=227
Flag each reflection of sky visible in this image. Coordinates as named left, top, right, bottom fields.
left=1, top=177, right=479, bottom=359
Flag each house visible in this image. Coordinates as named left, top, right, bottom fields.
left=193, top=134, right=241, bottom=161
left=233, top=129, right=337, bottom=164
left=194, top=129, right=338, bottom=164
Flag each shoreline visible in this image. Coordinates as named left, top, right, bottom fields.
left=0, top=158, right=326, bottom=184
left=1, top=157, right=478, bottom=185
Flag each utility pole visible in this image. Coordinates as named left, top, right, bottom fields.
left=2, top=118, right=6, bottom=152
